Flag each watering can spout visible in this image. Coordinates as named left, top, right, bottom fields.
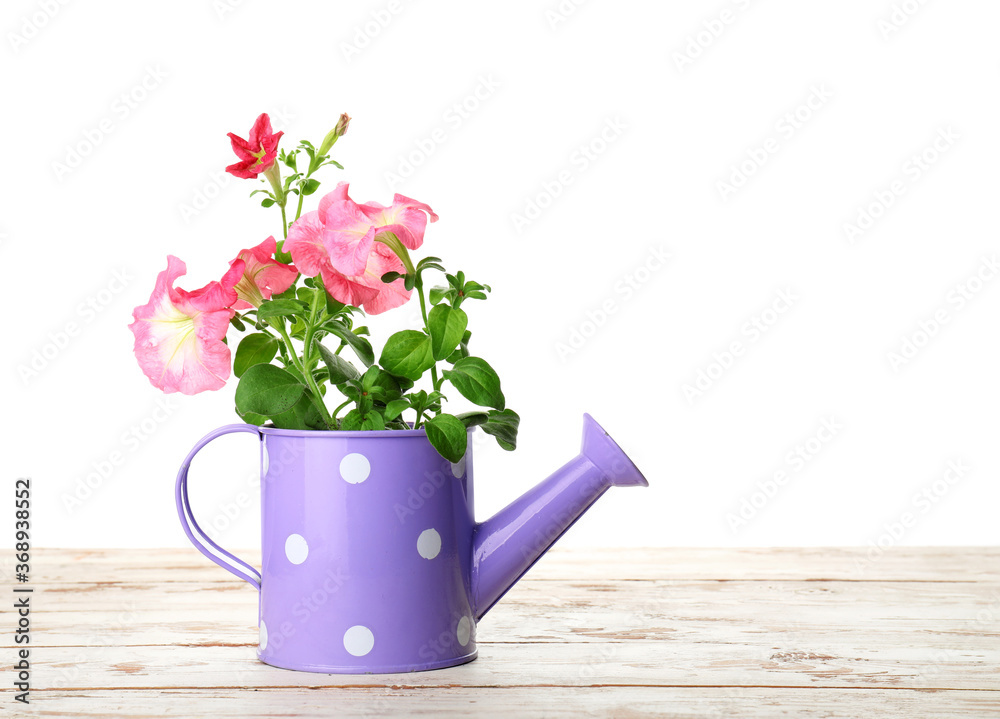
left=469, top=414, right=647, bottom=619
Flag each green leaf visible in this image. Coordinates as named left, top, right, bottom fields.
left=424, top=413, right=468, bottom=463
left=316, top=342, right=360, bottom=384
left=270, top=391, right=327, bottom=430
left=446, top=329, right=472, bottom=360
left=369, top=368, right=403, bottom=400
left=341, top=409, right=385, bottom=431
left=429, top=286, right=451, bottom=305
left=236, top=407, right=268, bottom=426
left=322, top=321, right=375, bottom=366
left=235, top=364, right=306, bottom=416
left=230, top=314, right=246, bottom=332
left=288, top=316, right=307, bottom=339
left=325, top=291, right=347, bottom=316
left=381, top=271, right=404, bottom=284
left=444, top=356, right=505, bottom=410
left=257, top=299, right=309, bottom=320
left=272, top=285, right=298, bottom=301
left=455, top=411, right=489, bottom=428
left=234, top=333, right=279, bottom=378
left=384, top=398, right=411, bottom=422
left=379, top=330, right=435, bottom=381
left=261, top=198, right=275, bottom=208
left=301, top=178, right=321, bottom=195
left=481, top=408, right=520, bottom=451
left=296, top=286, right=323, bottom=306
left=427, top=305, right=469, bottom=361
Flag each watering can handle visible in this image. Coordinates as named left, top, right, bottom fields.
left=175, top=424, right=262, bottom=591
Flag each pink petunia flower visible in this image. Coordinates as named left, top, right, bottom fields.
left=283, top=183, right=438, bottom=315
left=226, top=113, right=284, bottom=179
left=231, top=236, right=298, bottom=310
left=129, top=256, right=243, bottom=395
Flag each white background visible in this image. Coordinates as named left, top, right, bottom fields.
left=3, top=0, right=999, bottom=551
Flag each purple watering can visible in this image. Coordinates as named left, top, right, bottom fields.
left=175, top=413, right=647, bottom=673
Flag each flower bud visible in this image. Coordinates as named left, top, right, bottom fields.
left=335, top=113, right=351, bottom=137
left=319, top=113, right=351, bottom=156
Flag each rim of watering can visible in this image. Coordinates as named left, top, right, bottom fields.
left=254, top=423, right=475, bottom=439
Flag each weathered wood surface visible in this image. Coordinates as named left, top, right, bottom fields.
left=4, top=547, right=999, bottom=717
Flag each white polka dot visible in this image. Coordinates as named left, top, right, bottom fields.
left=262, top=444, right=269, bottom=475
left=259, top=620, right=268, bottom=650
left=343, top=625, right=374, bottom=656
left=417, top=529, right=442, bottom=559
left=450, top=456, right=466, bottom=478
left=456, top=616, right=472, bottom=647
left=340, top=453, right=371, bottom=484
left=285, top=534, right=309, bottom=564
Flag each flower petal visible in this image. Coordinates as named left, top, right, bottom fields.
left=323, top=223, right=376, bottom=277
left=176, top=259, right=242, bottom=311
left=320, top=266, right=380, bottom=308
left=225, top=160, right=259, bottom=179
left=356, top=242, right=411, bottom=315
left=368, top=194, right=438, bottom=250
left=317, top=182, right=355, bottom=224
left=319, top=200, right=379, bottom=276
left=248, top=113, right=273, bottom=148
left=284, top=211, right=331, bottom=277
left=129, top=256, right=235, bottom=395
left=232, top=236, right=298, bottom=309
left=227, top=133, right=256, bottom=162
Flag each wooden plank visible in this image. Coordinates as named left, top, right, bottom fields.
left=24, top=687, right=1000, bottom=719
left=12, top=580, right=1000, bottom=652
left=29, top=641, right=1000, bottom=691
left=21, top=576, right=1000, bottom=617
left=6, top=546, right=1000, bottom=583
left=5, top=546, right=999, bottom=716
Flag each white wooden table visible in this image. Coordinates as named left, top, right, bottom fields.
left=4, top=547, right=1000, bottom=717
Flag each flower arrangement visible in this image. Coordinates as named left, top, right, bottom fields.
left=129, top=113, right=518, bottom=463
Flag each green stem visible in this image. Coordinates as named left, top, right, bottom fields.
left=294, top=156, right=323, bottom=222
left=294, top=191, right=305, bottom=223
left=270, top=319, right=304, bottom=374
left=263, top=162, right=288, bottom=238
left=375, top=233, right=416, bottom=275
left=415, top=278, right=429, bottom=326
left=271, top=317, right=333, bottom=427
left=332, top=399, right=353, bottom=421
left=302, top=358, right=333, bottom=428
left=415, top=276, right=443, bottom=392
left=300, top=302, right=335, bottom=429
